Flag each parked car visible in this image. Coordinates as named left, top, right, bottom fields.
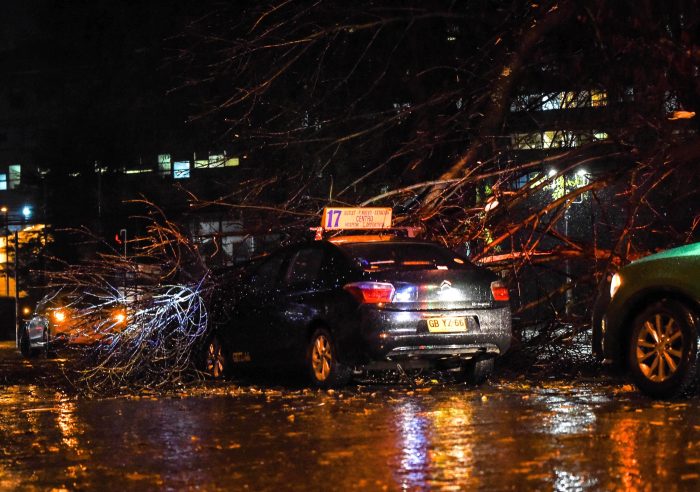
left=17, top=296, right=127, bottom=357
left=206, top=236, right=512, bottom=387
left=593, top=242, right=700, bottom=398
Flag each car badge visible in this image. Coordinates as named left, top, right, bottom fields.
left=440, top=280, right=452, bottom=292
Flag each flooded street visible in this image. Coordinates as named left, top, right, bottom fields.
left=1, top=341, right=699, bottom=491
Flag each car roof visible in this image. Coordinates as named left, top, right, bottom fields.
left=631, top=241, right=700, bottom=266
left=327, top=234, right=403, bottom=245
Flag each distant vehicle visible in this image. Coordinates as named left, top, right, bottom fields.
left=593, top=243, right=700, bottom=398
left=206, top=236, right=512, bottom=387
left=17, top=296, right=126, bottom=357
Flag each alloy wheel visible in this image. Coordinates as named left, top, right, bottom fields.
left=635, top=313, right=684, bottom=382
left=311, top=334, right=332, bottom=382
left=206, top=338, right=225, bottom=378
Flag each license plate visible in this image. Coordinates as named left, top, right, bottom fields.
left=427, top=317, right=467, bottom=333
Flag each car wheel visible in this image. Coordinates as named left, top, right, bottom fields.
left=306, top=328, right=351, bottom=388
left=202, top=334, right=228, bottom=379
left=460, top=357, right=495, bottom=385
left=19, top=326, right=35, bottom=358
left=628, top=299, right=699, bottom=398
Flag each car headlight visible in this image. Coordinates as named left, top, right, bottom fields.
left=113, top=310, right=126, bottom=324
left=610, top=273, right=621, bottom=299
left=53, top=310, right=67, bottom=323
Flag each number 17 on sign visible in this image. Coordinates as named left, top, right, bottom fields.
left=326, top=209, right=342, bottom=228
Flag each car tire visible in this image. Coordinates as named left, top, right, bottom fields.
left=306, top=328, right=351, bottom=389
left=201, top=333, right=229, bottom=379
left=19, top=326, right=36, bottom=358
left=628, top=299, right=699, bottom=399
left=460, top=357, right=495, bottom=385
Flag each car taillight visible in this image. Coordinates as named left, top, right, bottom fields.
left=344, top=282, right=395, bottom=304
left=490, top=281, right=509, bottom=302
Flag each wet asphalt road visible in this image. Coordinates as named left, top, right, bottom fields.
left=1, top=341, right=700, bottom=491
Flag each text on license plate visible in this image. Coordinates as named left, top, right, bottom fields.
left=427, top=317, right=467, bottom=333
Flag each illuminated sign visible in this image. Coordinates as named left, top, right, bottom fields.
left=321, top=207, right=392, bottom=230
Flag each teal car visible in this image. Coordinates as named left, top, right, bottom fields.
left=593, top=243, right=700, bottom=398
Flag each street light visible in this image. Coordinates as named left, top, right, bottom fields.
left=22, top=206, right=31, bottom=221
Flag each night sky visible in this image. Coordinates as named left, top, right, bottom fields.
left=2, top=0, right=213, bottom=173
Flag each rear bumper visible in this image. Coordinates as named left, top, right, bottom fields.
left=356, top=305, right=511, bottom=363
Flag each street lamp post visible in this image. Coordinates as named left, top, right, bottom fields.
left=1, top=207, right=7, bottom=297
left=14, top=206, right=32, bottom=340
left=13, top=229, right=19, bottom=339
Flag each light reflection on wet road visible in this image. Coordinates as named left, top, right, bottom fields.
left=1, top=381, right=699, bottom=490
left=1, top=349, right=700, bottom=490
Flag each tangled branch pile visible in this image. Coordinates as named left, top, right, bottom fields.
left=40, top=213, right=215, bottom=395
left=63, top=285, right=208, bottom=395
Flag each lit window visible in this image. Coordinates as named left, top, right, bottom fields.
left=541, top=93, right=561, bottom=111
left=512, top=133, right=542, bottom=149
left=8, top=164, right=20, bottom=189
left=543, top=131, right=566, bottom=148
left=225, top=157, right=240, bottom=167
left=194, top=159, right=209, bottom=169
left=208, top=154, right=225, bottom=168
left=173, top=161, right=190, bottom=179
left=591, top=90, right=608, bottom=107
left=0, top=173, right=6, bottom=191
left=158, top=154, right=172, bottom=175
left=560, top=92, right=578, bottom=108
left=514, top=90, right=609, bottom=112
left=593, top=131, right=608, bottom=141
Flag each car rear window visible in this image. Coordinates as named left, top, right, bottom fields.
left=339, top=242, right=471, bottom=271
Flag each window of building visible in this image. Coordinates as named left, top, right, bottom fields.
left=208, top=154, right=225, bottom=168
left=512, top=133, right=543, bottom=149
left=0, top=174, right=7, bottom=191
left=513, top=172, right=544, bottom=189
left=591, top=90, right=608, bottom=107
left=512, top=90, right=609, bottom=112
left=173, top=161, right=190, bottom=179
left=191, top=152, right=237, bottom=169
left=124, top=168, right=152, bottom=175
left=8, top=164, right=20, bottom=189
left=512, top=130, right=606, bottom=150
left=158, top=154, right=172, bottom=175
left=511, top=93, right=540, bottom=112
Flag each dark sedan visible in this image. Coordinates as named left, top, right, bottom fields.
left=206, top=237, right=512, bottom=387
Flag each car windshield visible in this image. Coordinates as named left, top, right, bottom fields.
left=339, top=242, right=471, bottom=271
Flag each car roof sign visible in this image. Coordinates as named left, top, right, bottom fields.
left=321, top=207, right=392, bottom=230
